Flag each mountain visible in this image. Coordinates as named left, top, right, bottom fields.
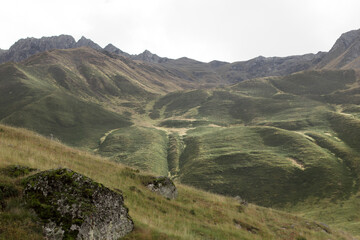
left=0, top=35, right=103, bottom=64
left=0, top=47, right=235, bottom=149
left=214, top=52, right=326, bottom=82
left=132, top=49, right=169, bottom=63
left=0, top=34, right=327, bottom=83
left=316, top=29, right=360, bottom=70
left=75, top=36, right=102, bottom=50
left=0, top=124, right=356, bottom=240
left=2, top=29, right=360, bottom=237
left=104, top=43, right=131, bottom=57
left=0, top=35, right=76, bottom=63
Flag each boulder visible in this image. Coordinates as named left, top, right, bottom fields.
left=144, top=176, right=177, bottom=199
left=23, top=168, right=133, bottom=240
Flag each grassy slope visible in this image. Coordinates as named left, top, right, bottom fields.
left=180, top=126, right=356, bottom=207
left=97, top=126, right=169, bottom=175
left=0, top=62, right=132, bottom=149
left=2, top=48, right=360, bottom=237
left=0, top=124, right=356, bottom=240
left=132, top=69, right=360, bottom=236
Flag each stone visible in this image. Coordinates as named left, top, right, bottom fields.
left=145, top=176, right=177, bottom=199
left=234, top=195, right=248, bottom=206
left=0, top=35, right=77, bottom=63
left=23, top=168, right=133, bottom=240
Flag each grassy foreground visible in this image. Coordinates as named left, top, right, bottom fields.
left=0, top=124, right=357, bottom=240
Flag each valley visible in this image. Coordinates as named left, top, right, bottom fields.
left=1, top=29, right=360, bottom=239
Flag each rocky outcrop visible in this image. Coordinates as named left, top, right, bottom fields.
left=23, top=168, right=133, bottom=240
left=0, top=49, right=6, bottom=57
left=132, top=50, right=169, bottom=63
left=144, top=176, right=177, bottom=199
left=316, top=29, right=360, bottom=69
left=0, top=35, right=77, bottom=63
left=0, top=35, right=103, bottom=64
left=104, top=44, right=130, bottom=58
left=76, top=36, right=102, bottom=51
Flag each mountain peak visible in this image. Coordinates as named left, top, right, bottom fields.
left=75, top=36, right=102, bottom=50
left=133, top=49, right=169, bottom=63
left=332, top=29, right=360, bottom=52
left=0, top=35, right=77, bottom=63
left=317, top=29, right=360, bottom=69
left=104, top=43, right=130, bottom=57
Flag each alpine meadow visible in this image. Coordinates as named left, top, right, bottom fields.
left=1, top=27, right=360, bottom=240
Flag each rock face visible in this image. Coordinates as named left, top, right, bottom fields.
left=132, top=50, right=169, bottom=63
left=0, top=35, right=77, bottom=63
left=145, top=176, right=177, bottom=199
left=23, top=168, right=133, bottom=240
left=316, top=28, right=360, bottom=69
left=104, top=44, right=130, bottom=58
left=76, top=36, right=102, bottom=51
left=0, top=35, right=103, bottom=64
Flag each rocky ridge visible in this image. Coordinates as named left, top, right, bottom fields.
left=75, top=36, right=102, bottom=51
left=132, top=49, right=169, bottom=63
left=1, top=29, right=360, bottom=83
left=316, top=28, right=360, bottom=69
left=104, top=43, right=130, bottom=58
left=0, top=35, right=76, bottom=63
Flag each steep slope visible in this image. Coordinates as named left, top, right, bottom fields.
left=0, top=124, right=357, bottom=240
left=317, top=29, right=360, bottom=70
left=0, top=61, right=132, bottom=148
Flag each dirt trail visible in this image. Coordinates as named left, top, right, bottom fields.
left=99, top=128, right=120, bottom=145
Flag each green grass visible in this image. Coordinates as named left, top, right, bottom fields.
left=1, top=91, right=132, bottom=148
left=0, top=124, right=357, bottom=240
left=178, top=126, right=355, bottom=207
left=97, top=126, right=169, bottom=175
left=2, top=49, right=360, bottom=238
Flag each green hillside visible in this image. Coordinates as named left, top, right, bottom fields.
left=0, top=124, right=357, bottom=240
left=2, top=46, right=360, bottom=238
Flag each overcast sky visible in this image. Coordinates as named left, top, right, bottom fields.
left=1, top=0, right=360, bottom=62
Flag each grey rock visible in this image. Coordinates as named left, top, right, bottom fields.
left=76, top=36, right=102, bottom=51
left=23, top=168, right=133, bottom=240
left=145, top=176, right=177, bottom=199
left=132, top=49, right=169, bottom=63
left=317, top=28, right=360, bottom=68
left=0, top=35, right=77, bottom=63
left=104, top=44, right=130, bottom=58
left=234, top=195, right=248, bottom=206
left=0, top=35, right=105, bottom=64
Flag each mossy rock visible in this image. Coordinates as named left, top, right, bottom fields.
left=23, top=168, right=133, bottom=240
left=141, top=176, right=178, bottom=199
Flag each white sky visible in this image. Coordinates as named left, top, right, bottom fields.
left=1, top=0, right=360, bottom=62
